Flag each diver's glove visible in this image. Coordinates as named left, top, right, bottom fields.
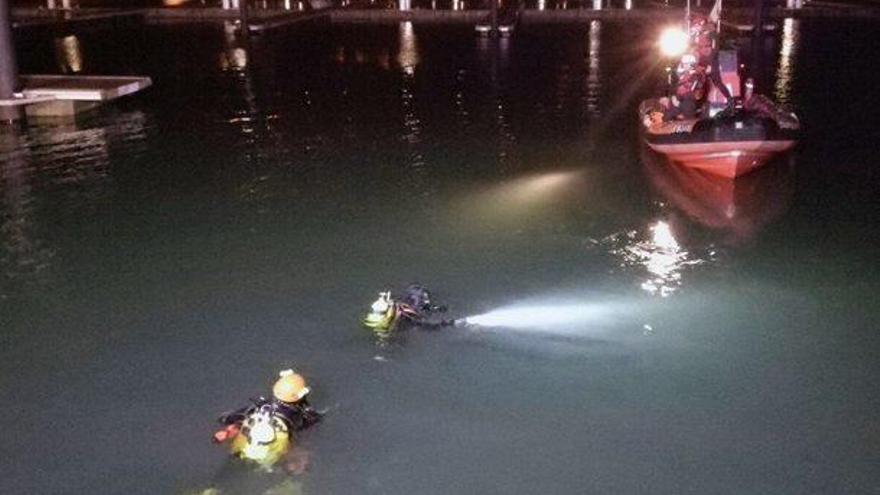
left=301, top=407, right=323, bottom=428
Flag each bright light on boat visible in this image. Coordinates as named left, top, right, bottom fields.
left=659, top=27, right=689, bottom=58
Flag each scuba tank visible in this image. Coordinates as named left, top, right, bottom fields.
left=363, top=292, right=398, bottom=331
left=228, top=405, right=292, bottom=468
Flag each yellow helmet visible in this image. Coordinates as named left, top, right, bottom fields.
left=272, top=369, right=310, bottom=403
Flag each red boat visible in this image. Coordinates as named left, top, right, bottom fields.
left=640, top=52, right=799, bottom=179
left=640, top=110, right=798, bottom=179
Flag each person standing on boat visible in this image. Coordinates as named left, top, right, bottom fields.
left=665, top=53, right=704, bottom=120
left=690, top=14, right=733, bottom=108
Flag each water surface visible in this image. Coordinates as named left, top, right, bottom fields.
left=3, top=19, right=880, bottom=494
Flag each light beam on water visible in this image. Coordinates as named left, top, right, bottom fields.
left=464, top=301, right=618, bottom=334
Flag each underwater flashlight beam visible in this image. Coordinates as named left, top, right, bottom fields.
left=463, top=303, right=609, bottom=331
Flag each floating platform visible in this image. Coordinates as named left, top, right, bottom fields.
left=10, top=7, right=144, bottom=29
left=722, top=20, right=778, bottom=32
left=5, top=75, right=152, bottom=117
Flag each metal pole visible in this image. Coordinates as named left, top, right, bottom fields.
left=751, top=0, right=765, bottom=89
left=0, top=0, right=22, bottom=123
left=490, top=0, right=498, bottom=35
left=752, top=0, right=765, bottom=34
left=686, top=0, right=691, bottom=29
left=239, top=0, right=250, bottom=39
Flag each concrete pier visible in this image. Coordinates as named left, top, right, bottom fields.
left=15, top=74, right=151, bottom=117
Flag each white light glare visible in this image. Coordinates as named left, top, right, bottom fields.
left=659, top=27, right=689, bottom=58
left=651, top=221, right=679, bottom=250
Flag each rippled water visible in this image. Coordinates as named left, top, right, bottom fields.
left=3, top=19, right=880, bottom=495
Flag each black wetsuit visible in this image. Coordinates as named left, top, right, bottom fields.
left=667, top=67, right=703, bottom=120
left=401, top=284, right=446, bottom=314
left=398, top=284, right=454, bottom=328
left=220, top=397, right=322, bottom=432
left=696, top=31, right=733, bottom=102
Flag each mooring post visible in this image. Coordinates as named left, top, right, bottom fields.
left=753, top=0, right=766, bottom=35
left=0, top=0, right=22, bottom=123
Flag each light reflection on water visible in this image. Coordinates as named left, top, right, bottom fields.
left=475, top=34, right=515, bottom=166
left=0, top=112, right=150, bottom=293
left=774, top=18, right=799, bottom=105
left=0, top=134, right=53, bottom=291
left=399, top=22, right=424, bottom=169
left=219, top=22, right=249, bottom=73
left=397, top=21, right=419, bottom=74
left=586, top=20, right=601, bottom=116
left=602, top=220, right=713, bottom=298
left=452, top=169, right=597, bottom=232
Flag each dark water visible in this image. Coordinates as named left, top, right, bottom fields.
left=3, top=19, right=880, bottom=495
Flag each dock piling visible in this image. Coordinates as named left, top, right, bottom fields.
left=0, top=0, right=22, bottom=123
left=752, top=0, right=766, bottom=87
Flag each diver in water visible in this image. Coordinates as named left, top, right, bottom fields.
left=213, top=369, right=322, bottom=456
left=363, top=284, right=457, bottom=332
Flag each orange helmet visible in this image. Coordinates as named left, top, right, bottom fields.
left=272, top=369, right=310, bottom=403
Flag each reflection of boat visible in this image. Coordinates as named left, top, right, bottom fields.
left=640, top=51, right=799, bottom=179
left=641, top=145, right=794, bottom=244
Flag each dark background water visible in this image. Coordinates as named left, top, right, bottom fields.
left=2, top=19, right=880, bottom=495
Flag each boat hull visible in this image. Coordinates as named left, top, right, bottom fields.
left=645, top=139, right=796, bottom=178
left=641, top=145, right=795, bottom=244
